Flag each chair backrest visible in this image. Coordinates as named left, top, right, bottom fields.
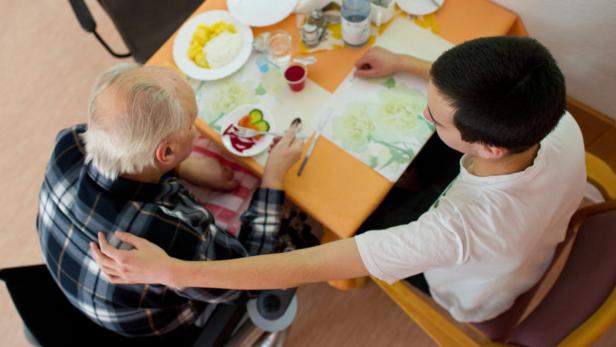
left=472, top=202, right=616, bottom=345
left=506, top=203, right=616, bottom=346
left=472, top=221, right=578, bottom=341
left=96, top=0, right=202, bottom=63
left=586, top=152, right=616, bottom=200
left=69, top=0, right=203, bottom=63
left=473, top=153, right=616, bottom=343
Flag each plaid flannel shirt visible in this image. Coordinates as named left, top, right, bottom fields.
left=37, top=124, right=284, bottom=337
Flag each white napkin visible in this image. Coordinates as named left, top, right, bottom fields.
left=295, top=0, right=342, bottom=13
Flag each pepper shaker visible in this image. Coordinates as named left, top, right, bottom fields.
left=302, top=9, right=327, bottom=47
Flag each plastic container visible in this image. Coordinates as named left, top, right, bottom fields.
left=284, top=64, right=307, bottom=92
left=341, top=0, right=371, bottom=47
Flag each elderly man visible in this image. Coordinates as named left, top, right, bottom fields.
left=36, top=63, right=303, bottom=341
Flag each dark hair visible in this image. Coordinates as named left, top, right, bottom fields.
left=430, top=36, right=566, bottom=153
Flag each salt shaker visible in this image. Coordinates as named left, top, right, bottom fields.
left=302, top=22, right=320, bottom=47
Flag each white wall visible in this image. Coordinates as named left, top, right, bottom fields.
left=493, top=0, right=616, bottom=119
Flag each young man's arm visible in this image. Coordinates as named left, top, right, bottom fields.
left=354, top=46, right=432, bottom=80
left=178, top=238, right=368, bottom=289
left=91, top=232, right=369, bottom=289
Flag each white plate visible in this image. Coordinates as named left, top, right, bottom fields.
left=219, top=104, right=277, bottom=157
left=173, top=10, right=253, bottom=81
left=227, top=0, right=298, bottom=27
left=396, top=0, right=445, bottom=16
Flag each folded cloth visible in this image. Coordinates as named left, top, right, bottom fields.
left=181, top=136, right=261, bottom=237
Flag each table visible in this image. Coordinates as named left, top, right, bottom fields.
left=147, top=0, right=527, bottom=289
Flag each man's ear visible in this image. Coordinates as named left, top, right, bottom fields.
left=154, top=141, right=176, bottom=166
left=476, top=143, right=507, bottom=159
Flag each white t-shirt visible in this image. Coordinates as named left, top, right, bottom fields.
left=355, top=112, right=585, bottom=322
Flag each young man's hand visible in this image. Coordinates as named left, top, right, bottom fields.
left=90, top=231, right=178, bottom=286
left=354, top=46, right=432, bottom=80
left=262, top=123, right=304, bottom=190
left=354, top=46, right=405, bottom=78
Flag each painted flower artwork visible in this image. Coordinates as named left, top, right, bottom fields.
left=326, top=75, right=435, bottom=181
left=332, top=102, right=375, bottom=152
left=194, top=79, right=257, bottom=131
left=190, top=56, right=290, bottom=132
left=373, top=87, right=426, bottom=142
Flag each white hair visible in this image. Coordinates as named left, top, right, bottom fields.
left=82, top=63, right=193, bottom=180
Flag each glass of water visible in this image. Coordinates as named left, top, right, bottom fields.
left=267, top=30, right=292, bottom=68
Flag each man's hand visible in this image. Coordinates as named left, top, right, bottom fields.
left=354, top=46, right=432, bottom=80
left=262, top=122, right=304, bottom=190
left=177, top=156, right=239, bottom=190
left=90, top=231, right=178, bottom=286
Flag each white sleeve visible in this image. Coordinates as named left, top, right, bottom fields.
left=355, top=200, right=467, bottom=284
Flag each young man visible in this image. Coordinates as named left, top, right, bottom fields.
left=37, top=63, right=303, bottom=341
left=91, top=37, right=586, bottom=323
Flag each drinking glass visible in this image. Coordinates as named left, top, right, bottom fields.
left=267, top=30, right=292, bottom=68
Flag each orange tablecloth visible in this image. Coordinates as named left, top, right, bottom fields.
left=147, top=0, right=526, bottom=239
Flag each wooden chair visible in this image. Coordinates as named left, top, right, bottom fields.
left=374, top=152, right=616, bottom=346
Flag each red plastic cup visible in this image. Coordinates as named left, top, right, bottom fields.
left=284, top=64, right=307, bottom=92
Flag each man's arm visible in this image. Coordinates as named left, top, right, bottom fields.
left=91, top=232, right=369, bottom=289
left=237, top=125, right=304, bottom=254
left=175, top=156, right=240, bottom=190
left=172, top=238, right=369, bottom=289
left=354, top=46, right=432, bottom=80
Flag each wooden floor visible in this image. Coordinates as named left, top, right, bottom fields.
left=0, top=1, right=614, bottom=346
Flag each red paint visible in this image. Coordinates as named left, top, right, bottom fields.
left=284, top=64, right=307, bottom=92
left=223, top=124, right=257, bottom=153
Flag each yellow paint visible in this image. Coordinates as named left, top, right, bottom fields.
left=415, top=14, right=440, bottom=33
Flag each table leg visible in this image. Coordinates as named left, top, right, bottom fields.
left=320, top=228, right=367, bottom=291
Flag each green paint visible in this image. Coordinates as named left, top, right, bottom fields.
left=383, top=77, right=396, bottom=89
left=255, top=84, right=267, bottom=96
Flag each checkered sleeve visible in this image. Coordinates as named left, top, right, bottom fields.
left=239, top=188, right=285, bottom=255
left=150, top=228, right=255, bottom=304
left=156, top=188, right=283, bottom=304
left=169, top=224, right=260, bottom=304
